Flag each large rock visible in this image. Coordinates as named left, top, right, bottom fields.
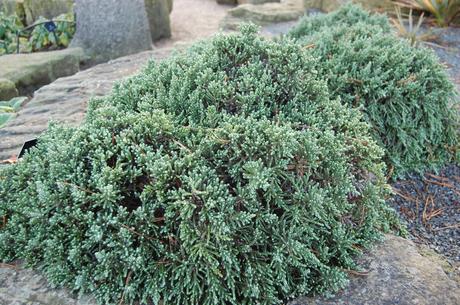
left=304, top=0, right=394, bottom=12
left=0, top=235, right=458, bottom=304
left=0, top=47, right=175, bottom=161
left=217, top=0, right=237, bottom=5
left=0, top=47, right=83, bottom=96
left=0, top=78, right=18, bottom=101
left=22, top=0, right=74, bottom=25
left=222, top=0, right=304, bottom=30
left=238, top=0, right=280, bottom=4
left=70, top=0, right=153, bottom=65
left=289, top=235, right=460, bottom=305
left=145, top=0, right=172, bottom=41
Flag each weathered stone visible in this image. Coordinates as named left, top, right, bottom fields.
left=167, top=0, right=173, bottom=13
left=0, top=47, right=83, bottom=96
left=217, top=0, right=237, bottom=5
left=222, top=0, right=304, bottom=30
left=303, top=0, right=394, bottom=13
left=145, top=0, right=172, bottom=41
left=0, top=47, right=175, bottom=161
left=238, top=0, right=280, bottom=4
left=22, top=0, right=74, bottom=25
left=289, top=235, right=460, bottom=305
left=1, top=235, right=458, bottom=304
left=70, top=0, right=153, bottom=65
left=0, top=78, right=18, bottom=101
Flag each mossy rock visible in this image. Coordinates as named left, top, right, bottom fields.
left=0, top=78, right=18, bottom=101
left=0, top=48, right=82, bottom=95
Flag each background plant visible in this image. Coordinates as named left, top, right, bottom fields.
left=289, top=4, right=459, bottom=177
left=0, top=26, right=400, bottom=305
left=27, top=13, right=75, bottom=52
left=392, top=7, right=432, bottom=46
left=395, top=0, right=460, bottom=26
left=0, top=12, right=75, bottom=54
left=0, top=12, right=22, bottom=55
left=0, top=96, right=27, bottom=128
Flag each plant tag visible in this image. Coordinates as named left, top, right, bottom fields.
left=18, top=138, right=38, bottom=158
left=44, top=21, right=57, bottom=32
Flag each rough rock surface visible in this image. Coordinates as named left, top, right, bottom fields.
left=0, top=78, right=18, bottom=100
left=303, top=0, right=394, bottom=13
left=145, top=0, right=172, bottom=41
left=70, top=0, right=153, bottom=65
left=0, top=48, right=174, bottom=160
left=1, top=235, right=458, bottom=304
left=0, top=47, right=83, bottom=96
left=217, top=0, right=237, bottom=5
left=22, top=0, right=73, bottom=25
left=289, top=235, right=460, bottom=305
left=222, top=0, right=305, bottom=30
left=238, top=0, right=280, bottom=4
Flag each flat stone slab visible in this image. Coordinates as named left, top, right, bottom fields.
left=289, top=235, right=460, bottom=305
left=1, top=235, right=458, bottom=304
left=0, top=48, right=83, bottom=96
left=221, top=0, right=305, bottom=30
left=0, top=48, right=174, bottom=161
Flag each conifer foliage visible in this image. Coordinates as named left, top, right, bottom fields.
left=0, top=26, right=398, bottom=304
left=289, top=5, right=459, bottom=177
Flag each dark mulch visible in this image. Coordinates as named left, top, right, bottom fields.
left=389, top=164, right=460, bottom=263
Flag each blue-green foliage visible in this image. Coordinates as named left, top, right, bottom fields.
left=0, top=26, right=398, bottom=304
left=289, top=4, right=459, bottom=177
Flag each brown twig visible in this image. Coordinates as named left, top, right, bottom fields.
left=424, top=179, right=460, bottom=196
left=0, top=263, right=18, bottom=270
left=58, top=181, right=96, bottom=194
left=120, top=224, right=156, bottom=241
left=118, top=270, right=133, bottom=305
left=432, top=223, right=460, bottom=231
left=0, top=156, right=18, bottom=164
left=343, top=268, right=370, bottom=276
left=392, top=187, right=416, bottom=202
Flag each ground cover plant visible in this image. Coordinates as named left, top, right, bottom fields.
left=0, top=26, right=399, bottom=305
left=288, top=4, right=460, bottom=177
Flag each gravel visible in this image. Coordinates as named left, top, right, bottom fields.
left=389, top=164, right=460, bottom=263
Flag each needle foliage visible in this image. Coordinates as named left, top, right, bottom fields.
left=0, top=25, right=398, bottom=304
left=289, top=4, right=459, bottom=177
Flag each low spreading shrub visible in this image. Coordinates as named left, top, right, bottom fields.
left=289, top=5, right=459, bottom=177
left=0, top=26, right=398, bottom=304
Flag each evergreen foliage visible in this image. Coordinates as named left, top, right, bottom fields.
left=0, top=26, right=398, bottom=304
left=289, top=5, right=459, bottom=177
